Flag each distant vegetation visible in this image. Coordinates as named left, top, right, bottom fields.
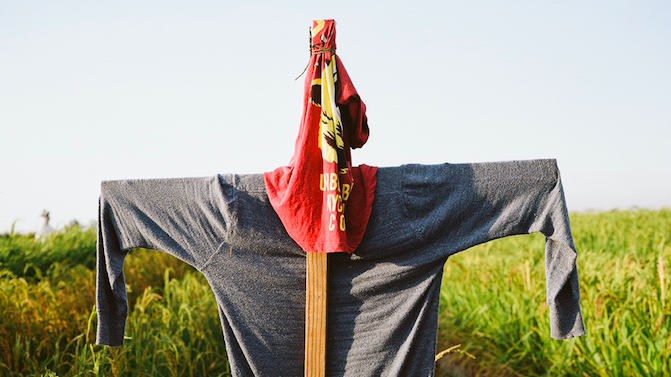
left=0, top=224, right=96, bottom=277
left=1, top=209, right=670, bottom=376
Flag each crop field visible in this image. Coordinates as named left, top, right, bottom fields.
left=1, top=209, right=670, bottom=376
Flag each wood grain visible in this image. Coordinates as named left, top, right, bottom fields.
left=305, top=252, right=327, bottom=377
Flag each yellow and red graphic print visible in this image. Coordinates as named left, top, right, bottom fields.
left=313, top=54, right=354, bottom=237
left=264, top=19, right=377, bottom=253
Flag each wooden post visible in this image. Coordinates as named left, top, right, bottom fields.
left=305, top=252, right=328, bottom=377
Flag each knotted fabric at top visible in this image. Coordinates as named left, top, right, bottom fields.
left=264, top=19, right=377, bottom=253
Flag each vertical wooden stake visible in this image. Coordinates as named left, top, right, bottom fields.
left=305, top=252, right=327, bottom=377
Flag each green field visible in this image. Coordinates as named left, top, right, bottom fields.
left=1, top=209, right=670, bottom=376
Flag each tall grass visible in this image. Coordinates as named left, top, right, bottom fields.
left=0, top=228, right=230, bottom=377
left=1, top=209, right=669, bottom=376
left=436, top=209, right=671, bottom=376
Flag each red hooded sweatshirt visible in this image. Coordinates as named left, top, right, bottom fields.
left=264, top=19, right=377, bottom=253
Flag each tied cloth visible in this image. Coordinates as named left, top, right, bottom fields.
left=264, top=19, right=377, bottom=253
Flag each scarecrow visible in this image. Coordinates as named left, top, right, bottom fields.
left=96, top=20, right=585, bottom=377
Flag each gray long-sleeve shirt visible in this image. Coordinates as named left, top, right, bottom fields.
left=96, top=159, right=585, bottom=376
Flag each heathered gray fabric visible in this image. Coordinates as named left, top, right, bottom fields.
left=96, top=159, right=585, bottom=376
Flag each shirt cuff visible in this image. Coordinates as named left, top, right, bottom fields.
left=96, top=310, right=127, bottom=346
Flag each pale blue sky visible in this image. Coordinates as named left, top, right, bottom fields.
left=1, top=1, right=670, bottom=233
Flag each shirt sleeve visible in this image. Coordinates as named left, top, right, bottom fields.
left=398, top=159, right=585, bottom=339
left=95, top=176, right=233, bottom=346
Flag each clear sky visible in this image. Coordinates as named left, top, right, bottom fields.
left=1, top=1, right=670, bottom=234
